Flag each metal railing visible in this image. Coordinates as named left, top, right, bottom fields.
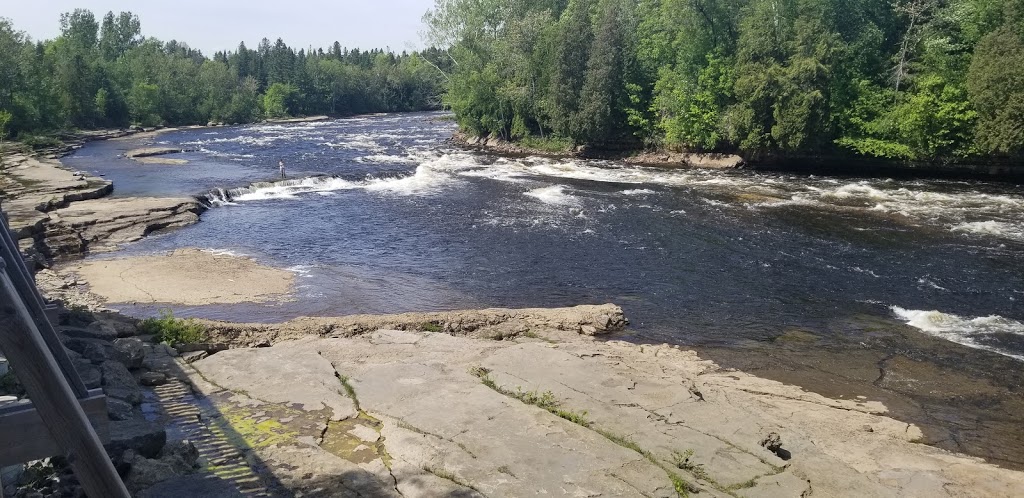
left=0, top=204, right=129, bottom=497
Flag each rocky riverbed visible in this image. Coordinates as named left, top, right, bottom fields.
left=4, top=136, right=1024, bottom=496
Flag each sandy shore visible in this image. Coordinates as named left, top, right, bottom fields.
left=69, top=248, right=294, bottom=305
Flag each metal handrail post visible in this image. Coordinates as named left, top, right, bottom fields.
left=0, top=260, right=130, bottom=498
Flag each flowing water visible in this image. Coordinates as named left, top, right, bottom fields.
left=64, top=112, right=1024, bottom=362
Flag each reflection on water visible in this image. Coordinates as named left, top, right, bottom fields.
left=64, top=112, right=1024, bottom=362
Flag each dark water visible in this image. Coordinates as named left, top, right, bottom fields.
left=64, top=112, right=1024, bottom=360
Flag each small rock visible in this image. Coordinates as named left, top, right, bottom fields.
left=124, top=455, right=178, bottom=492
left=580, top=325, right=598, bottom=335
left=162, top=440, right=199, bottom=469
left=106, top=418, right=167, bottom=459
left=60, top=325, right=116, bottom=340
left=760, top=432, right=783, bottom=452
left=101, top=319, right=140, bottom=338
left=72, top=359, right=102, bottom=389
left=113, top=338, right=145, bottom=369
left=862, top=425, right=875, bottom=433
left=106, top=398, right=135, bottom=421
left=139, top=371, right=167, bottom=386
left=101, top=361, right=142, bottom=405
left=179, top=351, right=208, bottom=364
left=63, top=338, right=113, bottom=364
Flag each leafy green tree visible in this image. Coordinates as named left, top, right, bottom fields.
left=547, top=0, right=595, bottom=140
left=99, top=11, right=140, bottom=61
left=263, top=82, right=299, bottom=118
left=968, top=26, right=1024, bottom=156
left=127, top=82, right=160, bottom=126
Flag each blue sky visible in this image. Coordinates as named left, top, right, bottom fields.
left=6, top=0, right=437, bottom=54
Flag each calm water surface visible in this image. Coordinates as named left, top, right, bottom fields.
left=64, top=112, right=1024, bottom=361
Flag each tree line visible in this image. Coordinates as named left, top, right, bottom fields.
left=425, top=0, right=1024, bottom=160
left=0, top=9, right=449, bottom=138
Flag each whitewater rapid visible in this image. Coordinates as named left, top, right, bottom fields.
left=201, top=151, right=1024, bottom=245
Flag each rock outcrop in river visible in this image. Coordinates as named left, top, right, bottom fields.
left=0, top=150, right=204, bottom=266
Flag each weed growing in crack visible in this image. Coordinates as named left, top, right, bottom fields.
left=470, top=367, right=590, bottom=427
left=421, top=321, right=443, bottom=332
left=422, top=465, right=479, bottom=491
left=337, top=374, right=361, bottom=411
left=672, top=449, right=710, bottom=481
left=725, top=478, right=758, bottom=491
left=467, top=366, right=707, bottom=497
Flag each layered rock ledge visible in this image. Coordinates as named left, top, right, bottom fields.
left=195, top=303, right=628, bottom=346
left=124, top=147, right=189, bottom=165
left=1, top=147, right=204, bottom=266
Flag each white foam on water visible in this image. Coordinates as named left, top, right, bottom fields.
left=363, top=164, right=458, bottom=195
left=951, top=220, right=1024, bottom=242
left=356, top=154, right=418, bottom=165
left=525, top=185, right=578, bottom=205
left=891, top=306, right=1024, bottom=361
left=287, top=265, right=315, bottom=278
left=917, top=278, right=949, bottom=291
left=205, top=157, right=466, bottom=204
left=201, top=248, right=246, bottom=257
left=851, top=266, right=882, bottom=278
left=622, top=189, right=656, bottom=195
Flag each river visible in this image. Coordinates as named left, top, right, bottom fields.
left=64, top=111, right=1024, bottom=467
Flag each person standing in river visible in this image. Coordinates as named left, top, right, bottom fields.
left=278, top=159, right=286, bottom=179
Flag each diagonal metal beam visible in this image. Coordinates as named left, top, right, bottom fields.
left=0, top=208, right=88, bottom=397
left=0, top=263, right=130, bottom=497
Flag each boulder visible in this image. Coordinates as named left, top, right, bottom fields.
left=63, top=338, right=113, bottom=364
left=101, top=361, right=142, bottom=405
left=106, top=418, right=166, bottom=459
left=60, top=324, right=116, bottom=340
left=113, top=338, right=145, bottom=369
left=72, top=359, right=102, bottom=389
left=98, top=318, right=140, bottom=338
left=123, top=442, right=198, bottom=493
left=106, top=398, right=135, bottom=421
left=140, top=372, right=167, bottom=387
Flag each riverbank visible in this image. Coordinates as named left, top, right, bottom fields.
left=0, top=147, right=204, bottom=268
left=451, top=132, right=1024, bottom=181
left=5, top=125, right=1024, bottom=495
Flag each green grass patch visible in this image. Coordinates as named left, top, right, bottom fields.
left=140, top=309, right=207, bottom=345
left=420, top=321, right=443, bottom=333
left=518, top=136, right=574, bottom=153
left=19, top=135, right=64, bottom=150
left=337, top=374, right=361, bottom=411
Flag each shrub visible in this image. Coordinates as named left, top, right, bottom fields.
left=140, top=309, right=207, bottom=345
left=20, top=135, right=63, bottom=150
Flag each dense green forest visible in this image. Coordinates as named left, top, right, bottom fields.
left=426, top=0, right=1024, bottom=160
left=0, top=10, right=448, bottom=138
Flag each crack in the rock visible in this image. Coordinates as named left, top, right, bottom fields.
left=873, top=353, right=898, bottom=387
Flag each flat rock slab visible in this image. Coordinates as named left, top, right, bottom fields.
left=184, top=330, right=1024, bottom=497
left=193, top=339, right=356, bottom=420
left=70, top=248, right=293, bottom=305
left=125, top=147, right=184, bottom=158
